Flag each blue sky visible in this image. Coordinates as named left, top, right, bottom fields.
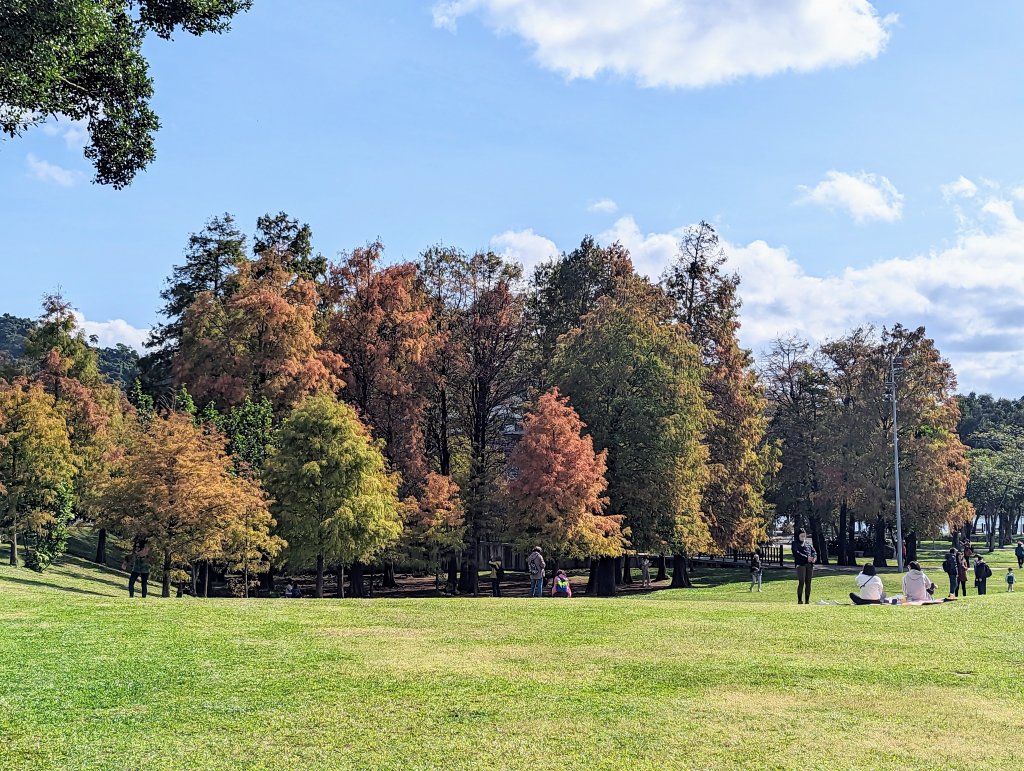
left=3, top=1, right=1024, bottom=395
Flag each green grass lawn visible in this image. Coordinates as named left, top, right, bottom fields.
left=2, top=545, right=1024, bottom=770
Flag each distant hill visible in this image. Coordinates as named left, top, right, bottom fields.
left=0, top=312, right=139, bottom=388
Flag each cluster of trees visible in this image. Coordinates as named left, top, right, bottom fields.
left=958, top=393, right=1024, bottom=548
left=762, top=328, right=973, bottom=566
left=1, top=211, right=982, bottom=595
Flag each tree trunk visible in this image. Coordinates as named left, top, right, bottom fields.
left=7, top=492, right=18, bottom=566
left=809, top=515, right=829, bottom=566
left=837, top=499, right=851, bottom=566
left=95, top=528, right=107, bottom=565
left=161, top=550, right=172, bottom=597
left=586, top=558, right=597, bottom=594
left=621, top=555, right=633, bottom=584
left=614, top=556, right=623, bottom=586
left=906, top=531, right=918, bottom=562
left=191, top=561, right=198, bottom=596
left=349, top=561, right=367, bottom=598
left=176, top=580, right=184, bottom=598
left=594, top=556, right=617, bottom=596
left=446, top=554, right=458, bottom=593
left=202, top=560, right=210, bottom=598
left=656, top=554, right=668, bottom=582
left=383, top=562, right=397, bottom=588
left=315, top=552, right=325, bottom=598
left=872, top=516, right=888, bottom=568
left=457, top=552, right=473, bottom=593
left=670, top=554, right=692, bottom=588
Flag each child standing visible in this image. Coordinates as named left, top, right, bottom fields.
left=749, top=549, right=763, bottom=593
left=1007, top=568, right=1015, bottom=593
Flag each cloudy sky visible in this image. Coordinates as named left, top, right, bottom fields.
left=3, top=1, right=1023, bottom=396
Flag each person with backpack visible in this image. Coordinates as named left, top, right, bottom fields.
left=122, top=538, right=151, bottom=598
left=551, top=570, right=572, bottom=598
left=791, top=528, right=817, bottom=604
left=488, top=557, right=503, bottom=597
left=527, top=546, right=546, bottom=597
left=749, top=548, right=763, bottom=593
left=1007, top=568, right=1015, bottom=593
left=1015, top=541, right=1024, bottom=569
left=974, top=556, right=992, bottom=595
left=956, top=553, right=970, bottom=597
left=943, top=548, right=960, bottom=596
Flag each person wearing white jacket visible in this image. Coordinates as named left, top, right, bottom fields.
left=855, top=563, right=886, bottom=603
left=902, top=561, right=936, bottom=602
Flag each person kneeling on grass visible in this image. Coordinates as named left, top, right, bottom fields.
left=850, top=563, right=886, bottom=604
left=551, top=570, right=572, bottom=598
left=902, top=561, right=936, bottom=603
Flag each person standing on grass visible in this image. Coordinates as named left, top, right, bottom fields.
left=640, top=556, right=652, bottom=588
left=791, top=528, right=817, bottom=604
left=123, top=538, right=151, bottom=598
left=943, top=548, right=960, bottom=596
left=551, top=569, right=572, bottom=598
left=527, top=546, right=546, bottom=597
left=963, top=539, right=974, bottom=564
left=1015, top=541, right=1024, bottom=569
left=488, top=557, right=503, bottom=597
left=749, top=548, right=763, bottom=593
left=1006, top=568, right=1015, bottom=592
left=974, top=556, right=992, bottom=595
left=956, top=552, right=969, bottom=597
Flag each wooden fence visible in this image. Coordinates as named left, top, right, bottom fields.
left=694, top=543, right=785, bottom=567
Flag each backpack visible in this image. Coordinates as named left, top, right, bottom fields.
left=982, top=563, right=992, bottom=580
left=555, top=576, right=569, bottom=594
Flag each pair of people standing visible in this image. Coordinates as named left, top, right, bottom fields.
left=526, top=547, right=572, bottom=598
left=792, top=529, right=817, bottom=604
left=944, top=548, right=969, bottom=597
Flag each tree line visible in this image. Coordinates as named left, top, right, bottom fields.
left=0, top=212, right=978, bottom=594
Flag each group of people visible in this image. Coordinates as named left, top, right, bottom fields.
left=852, top=561, right=938, bottom=604
left=941, top=543, right=999, bottom=596
left=525, top=546, right=572, bottom=598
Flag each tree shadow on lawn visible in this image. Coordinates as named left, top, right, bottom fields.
left=0, top=573, right=109, bottom=597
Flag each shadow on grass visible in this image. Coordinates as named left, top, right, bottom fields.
left=0, top=573, right=109, bottom=597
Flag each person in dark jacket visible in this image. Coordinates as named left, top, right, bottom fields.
left=943, top=548, right=960, bottom=596
left=956, top=553, right=969, bottom=597
left=123, top=538, right=151, bottom=598
left=1015, top=541, right=1024, bottom=569
left=974, top=556, right=992, bottom=595
left=791, top=528, right=817, bottom=604
left=749, top=548, right=763, bottom=593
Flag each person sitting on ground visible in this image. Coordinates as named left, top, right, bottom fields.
left=851, top=563, right=886, bottom=604
left=551, top=569, right=572, bottom=598
left=902, top=561, right=936, bottom=603
left=285, top=579, right=303, bottom=599
left=1007, top=567, right=1015, bottom=593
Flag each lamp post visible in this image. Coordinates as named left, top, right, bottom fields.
left=886, top=355, right=905, bottom=572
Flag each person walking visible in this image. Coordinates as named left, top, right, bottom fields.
left=1015, top=541, right=1024, bottom=569
left=527, top=546, right=546, bottom=597
left=123, top=538, right=151, bottom=598
left=943, top=547, right=960, bottom=597
left=551, top=570, right=572, bottom=598
left=956, top=552, right=969, bottom=597
left=749, top=548, right=763, bottom=593
left=791, top=528, right=817, bottom=604
left=488, top=557, right=503, bottom=597
left=974, top=556, right=992, bottom=595
left=1006, top=568, right=1015, bottom=593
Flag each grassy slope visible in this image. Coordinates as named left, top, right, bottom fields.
left=2, top=547, right=1023, bottom=771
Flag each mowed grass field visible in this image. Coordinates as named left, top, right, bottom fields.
left=2, top=544, right=1024, bottom=770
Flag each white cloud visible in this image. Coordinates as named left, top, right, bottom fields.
left=433, top=0, right=894, bottom=88
left=506, top=192, right=1024, bottom=396
left=588, top=198, right=618, bottom=214
left=73, top=312, right=150, bottom=352
left=490, top=228, right=559, bottom=274
left=41, top=115, right=89, bottom=150
left=798, top=170, right=904, bottom=224
left=26, top=153, right=81, bottom=187
left=941, top=176, right=978, bottom=201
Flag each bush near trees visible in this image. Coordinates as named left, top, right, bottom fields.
left=0, top=214, right=989, bottom=597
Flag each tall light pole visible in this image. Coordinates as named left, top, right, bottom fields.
left=887, top=356, right=905, bottom=572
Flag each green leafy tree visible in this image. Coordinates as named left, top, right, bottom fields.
left=553, top=284, right=709, bottom=594
left=1, top=0, right=252, bottom=187
left=0, top=380, right=77, bottom=567
left=263, top=394, right=403, bottom=598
